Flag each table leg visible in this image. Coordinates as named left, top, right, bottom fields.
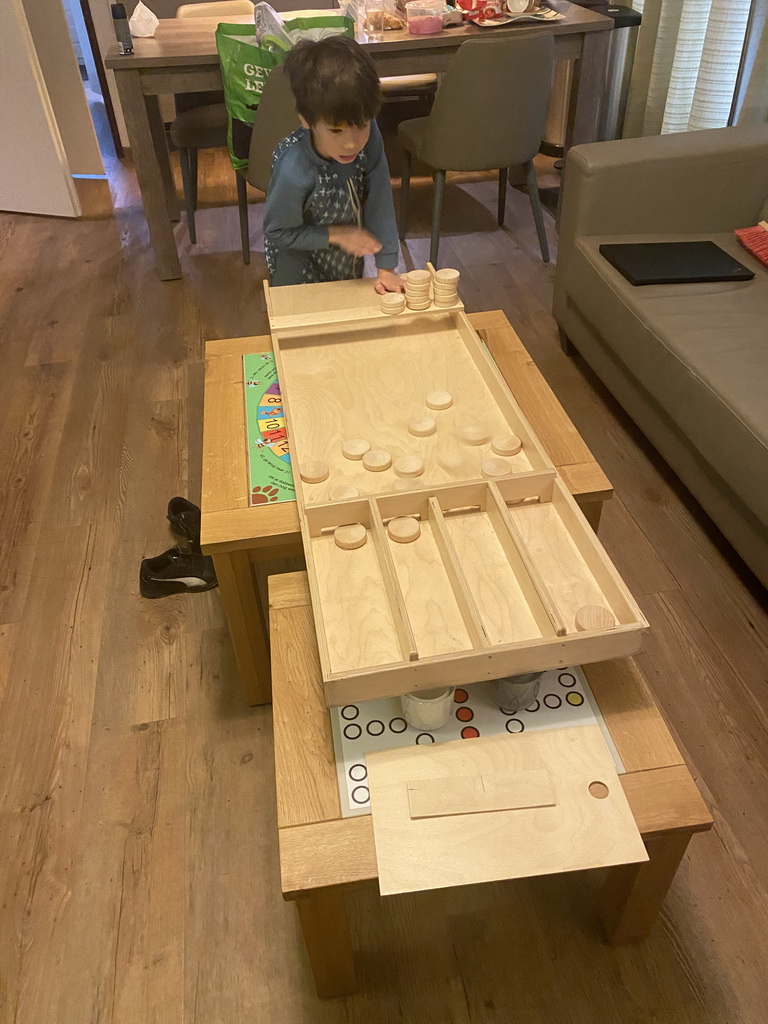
left=212, top=549, right=272, bottom=706
left=565, top=28, right=611, bottom=150
left=112, top=70, right=182, bottom=281
left=294, top=890, right=357, bottom=998
left=599, top=832, right=692, bottom=944
left=145, top=94, right=180, bottom=223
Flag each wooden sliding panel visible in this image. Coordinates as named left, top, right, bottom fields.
left=309, top=526, right=404, bottom=675
left=427, top=498, right=489, bottom=649
left=485, top=483, right=566, bottom=638
left=437, top=502, right=546, bottom=647
left=383, top=515, right=476, bottom=659
left=368, top=499, right=418, bottom=663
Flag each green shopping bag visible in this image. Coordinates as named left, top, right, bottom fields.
left=216, top=12, right=354, bottom=173
left=216, top=23, right=284, bottom=172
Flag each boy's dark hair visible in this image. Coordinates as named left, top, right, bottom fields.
left=284, top=36, right=382, bottom=128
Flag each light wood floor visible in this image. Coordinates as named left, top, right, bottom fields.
left=1, top=145, right=767, bottom=1024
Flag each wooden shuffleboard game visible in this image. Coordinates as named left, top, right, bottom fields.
left=265, top=274, right=648, bottom=707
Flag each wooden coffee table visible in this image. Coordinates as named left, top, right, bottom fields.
left=202, top=309, right=613, bottom=706
left=269, top=571, right=713, bottom=998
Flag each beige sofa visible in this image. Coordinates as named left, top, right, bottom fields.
left=553, top=125, right=768, bottom=588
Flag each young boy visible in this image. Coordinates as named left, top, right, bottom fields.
left=263, top=36, right=402, bottom=293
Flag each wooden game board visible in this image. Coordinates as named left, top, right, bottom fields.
left=265, top=283, right=648, bottom=707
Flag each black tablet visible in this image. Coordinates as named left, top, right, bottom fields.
left=599, top=241, right=755, bottom=286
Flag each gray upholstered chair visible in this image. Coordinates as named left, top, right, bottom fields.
left=169, top=0, right=254, bottom=244
left=398, top=34, right=554, bottom=266
left=236, top=64, right=301, bottom=264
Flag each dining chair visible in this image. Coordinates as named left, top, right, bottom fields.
left=235, top=64, right=301, bottom=264
left=397, top=34, right=554, bottom=266
left=170, top=0, right=255, bottom=244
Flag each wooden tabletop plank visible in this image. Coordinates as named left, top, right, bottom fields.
left=201, top=310, right=611, bottom=551
left=271, top=578, right=342, bottom=829
left=105, top=3, right=612, bottom=68
left=201, top=352, right=249, bottom=514
left=583, top=659, right=684, bottom=773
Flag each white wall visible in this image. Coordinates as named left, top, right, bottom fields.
left=0, top=0, right=81, bottom=217
left=22, top=0, right=104, bottom=175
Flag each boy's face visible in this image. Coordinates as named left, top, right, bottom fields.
left=303, top=117, right=371, bottom=165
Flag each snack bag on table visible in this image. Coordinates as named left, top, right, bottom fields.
left=455, top=0, right=504, bottom=20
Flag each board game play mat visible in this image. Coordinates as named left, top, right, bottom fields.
left=331, top=666, right=624, bottom=818
left=243, top=352, right=295, bottom=505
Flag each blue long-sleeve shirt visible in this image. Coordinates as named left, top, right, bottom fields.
left=263, top=121, right=399, bottom=284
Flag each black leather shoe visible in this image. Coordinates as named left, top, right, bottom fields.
left=139, top=546, right=217, bottom=599
left=167, top=496, right=201, bottom=551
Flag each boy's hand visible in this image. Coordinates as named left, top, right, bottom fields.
left=328, top=226, right=382, bottom=257
left=375, top=269, right=404, bottom=295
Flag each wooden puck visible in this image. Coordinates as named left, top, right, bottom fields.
left=334, top=523, right=367, bottom=550
left=407, top=270, right=431, bottom=285
left=491, top=433, right=523, bottom=456
left=426, top=390, right=453, bottom=410
left=460, top=425, right=490, bottom=446
left=394, top=454, right=425, bottom=478
left=329, top=483, right=360, bottom=501
left=406, top=299, right=431, bottom=311
left=342, top=438, right=371, bottom=461
left=575, top=605, right=617, bottom=632
left=408, top=415, right=436, bottom=437
left=300, top=460, right=329, bottom=483
left=387, top=516, right=421, bottom=543
left=435, top=268, right=460, bottom=284
left=433, top=297, right=458, bottom=308
left=481, top=457, right=512, bottom=479
left=362, top=448, right=392, bottom=472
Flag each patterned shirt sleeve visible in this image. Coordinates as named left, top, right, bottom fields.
left=264, top=147, right=330, bottom=253
left=363, top=122, right=400, bottom=271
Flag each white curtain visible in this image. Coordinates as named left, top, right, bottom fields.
left=623, top=0, right=757, bottom=137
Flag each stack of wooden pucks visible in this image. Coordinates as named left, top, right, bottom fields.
left=432, top=267, right=460, bottom=306
left=404, top=269, right=432, bottom=311
left=380, top=290, right=406, bottom=315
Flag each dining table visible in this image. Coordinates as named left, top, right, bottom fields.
left=105, top=2, right=613, bottom=280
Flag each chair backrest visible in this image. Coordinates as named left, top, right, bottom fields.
left=245, top=65, right=301, bottom=192
left=176, top=1, right=254, bottom=18
left=420, top=34, right=554, bottom=172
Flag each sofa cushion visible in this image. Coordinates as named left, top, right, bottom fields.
left=565, top=232, right=768, bottom=529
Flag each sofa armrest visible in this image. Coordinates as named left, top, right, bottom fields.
left=558, top=124, right=768, bottom=251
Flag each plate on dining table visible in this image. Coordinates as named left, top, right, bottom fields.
left=475, top=6, right=564, bottom=25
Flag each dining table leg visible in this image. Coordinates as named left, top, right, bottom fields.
left=113, top=69, right=182, bottom=281
left=565, top=27, right=611, bottom=150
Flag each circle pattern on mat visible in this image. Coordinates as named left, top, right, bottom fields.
left=543, top=693, right=562, bottom=710
left=351, top=786, right=369, bottom=805
left=505, top=718, right=524, bottom=734
left=343, top=723, right=362, bottom=740
left=389, top=717, right=407, bottom=733
left=461, top=726, right=480, bottom=739
left=415, top=732, right=435, bottom=744
left=454, top=688, right=469, bottom=704
left=566, top=691, right=585, bottom=707
left=456, top=706, right=474, bottom=723
left=349, top=763, right=367, bottom=782
left=558, top=672, right=576, bottom=688
left=525, top=700, right=540, bottom=713
left=341, top=704, right=359, bottom=720
left=366, top=720, right=385, bottom=736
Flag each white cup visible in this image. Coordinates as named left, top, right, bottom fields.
left=401, top=687, right=455, bottom=730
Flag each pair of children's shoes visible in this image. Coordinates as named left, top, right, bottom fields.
left=139, top=497, right=218, bottom=599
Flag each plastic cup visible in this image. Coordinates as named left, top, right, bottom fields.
left=401, top=687, right=455, bottom=729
